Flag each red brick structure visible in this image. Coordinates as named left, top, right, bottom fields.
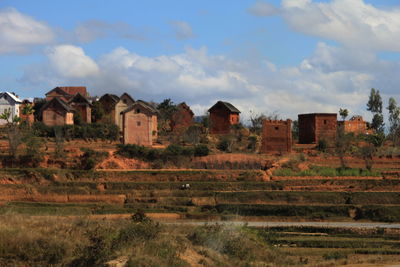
left=208, top=101, right=240, bottom=134
left=298, top=113, right=337, bottom=144
left=68, top=93, right=92, bottom=123
left=261, top=119, right=292, bottom=153
left=170, top=102, right=194, bottom=133
left=41, top=98, right=74, bottom=126
left=338, top=115, right=371, bottom=135
left=122, top=100, right=158, bottom=146
left=45, top=86, right=88, bottom=102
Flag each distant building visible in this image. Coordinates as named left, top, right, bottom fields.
left=261, top=119, right=292, bottom=153
left=41, top=98, right=74, bottom=126
left=298, top=113, right=337, bottom=144
left=170, top=102, right=194, bottom=133
left=0, top=92, right=22, bottom=125
left=99, top=93, right=134, bottom=130
left=208, top=101, right=240, bottom=134
left=45, top=86, right=88, bottom=102
left=338, top=115, right=372, bottom=135
left=68, top=93, right=92, bottom=124
left=122, top=100, right=158, bottom=146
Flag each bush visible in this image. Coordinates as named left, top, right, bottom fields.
left=79, top=148, right=108, bottom=170
left=317, top=139, right=328, bottom=152
left=194, top=144, right=209, bottom=157
left=217, top=137, right=232, bottom=152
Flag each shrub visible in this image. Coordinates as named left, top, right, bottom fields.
left=317, top=139, right=328, bottom=152
left=194, top=144, right=209, bottom=157
left=79, top=148, right=108, bottom=170
left=217, top=137, right=231, bottom=152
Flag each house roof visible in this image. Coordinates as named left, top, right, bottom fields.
left=177, top=102, right=194, bottom=116
left=119, top=92, right=134, bottom=103
left=298, top=113, right=337, bottom=117
left=41, top=97, right=74, bottom=113
left=208, top=101, right=240, bottom=113
left=45, top=87, right=88, bottom=97
left=121, top=100, right=158, bottom=115
left=99, top=93, right=120, bottom=103
left=0, top=92, right=23, bottom=104
left=68, top=93, right=92, bottom=106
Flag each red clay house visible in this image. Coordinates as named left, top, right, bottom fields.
left=99, top=93, right=134, bottom=130
left=122, top=100, right=158, bottom=146
left=41, top=98, right=74, bottom=126
left=45, top=86, right=88, bottom=102
left=170, top=102, right=194, bottom=133
left=298, top=113, right=337, bottom=144
left=208, top=101, right=240, bottom=134
left=261, top=119, right=292, bottom=153
left=338, top=115, right=372, bottom=135
left=68, top=93, right=92, bottom=124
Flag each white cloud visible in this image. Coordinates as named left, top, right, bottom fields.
left=21, top=43, right=400, bottom=122
left=280, top=0, right=400, bottom=51
left=46, top=45, right=99, bottom=78
left=170, top=21, right=194, bottom=40
left=0, top=7, right=54, bottom=53
left=248, top=1, right=279, bottom=16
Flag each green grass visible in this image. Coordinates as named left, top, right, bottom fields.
left=274, top=165, right=382, bottom=177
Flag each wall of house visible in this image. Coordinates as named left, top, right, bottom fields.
left=299, top=114, right=337, bottom=144
left=171, top=108, right=193, bottom=133
left=71, top=104, right=91, bottom=123
left=261, top=119, right=292, bottom=153
left=123, top=111, right=154, bottom=146
left=298, top=114, right=315, bottom=144
left=43, top=109, right=73, bottom=126
left=0, top=97, right=20, bottom=125
left=209, top=107, right=239, bottom=134
left=339, top=119, right=367, bottom=134
left=45, top=92, right=69, bottom=102
left=115, top=101, right=131, bottom=131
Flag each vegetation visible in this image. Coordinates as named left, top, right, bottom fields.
left=367, top=88, right=385, bottom=134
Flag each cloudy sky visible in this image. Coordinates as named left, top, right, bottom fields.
left=1, top=0, right=400, bottom=122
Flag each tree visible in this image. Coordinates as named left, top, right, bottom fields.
left=367, top=88, right=384, bottom=134
left=33, top=98, right=46, bottom=121
left=387, top=97, right=400, bottom=146
left=0, top=108, right=22, bottom=160
left=91, top=101, right=105, bottom=123
left=335, top=126, right=354, bottom=169
left=157, top=99, right=177, bottom=133
left=339, top=108, right=349, bottom=121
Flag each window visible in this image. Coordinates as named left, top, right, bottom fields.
left=136, top=109, right=140, bottom=114
left=275, top=126, right=279, bottom=130
left=137, top=121, right=141, bottom=126
left=123, top=99, right=128, bottom=104
left=324, top=120, right=327, bottom=124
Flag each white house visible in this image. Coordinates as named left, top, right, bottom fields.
left=0, top=92, right=23, bottom=125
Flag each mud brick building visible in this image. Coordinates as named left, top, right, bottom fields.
left=45, top=86, right=88, bottom=102
left=170, top=102, right=194, bottom=133
left=298, top=113, right=337, bottom=144
left=99, top=93, right=134, bottom=130
left=338, top=115, right=371, bottom=135
left=19, top=99, right=35, bottom=125
left=0, top=92, right=22, bottom=125
left=68, top=93, right=92, bottom=123
left=41, top=97, right=74, bottom=126
left=261, top=119, right=292, bottom=153
left=208, top=101, right=240, bottom=134
left=122, top=100, right=158, bottom=146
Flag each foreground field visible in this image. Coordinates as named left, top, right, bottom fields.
left=1, top=214, right=400, bottom=267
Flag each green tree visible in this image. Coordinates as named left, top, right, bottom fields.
left=0, top=108, right=22, bottom=160
left=157, top=99, right=177, bottom=133
left=91, top=101, right=105, bottom=123
left=367, top=88, right=384, bottom=134
left=339, top=108, right=349, bottom=121
left=387, top=97, right=400, bottom=146
left=335, top=125, right=354, bottom=169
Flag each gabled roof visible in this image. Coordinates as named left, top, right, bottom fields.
left=45, top=87, right=88, bottom=97
left=99, top=93, right=120, bottom=103
left=0, top=92, right=23, bottom=104
left=41, top=97, right=73, bottom=113
left=68, top=93, right=92, bottom=106
left=177, top=102, right=194, bottom=116
left=121, top=100, right=158, bottom=115
left=119, top=92, right=134, bottom=103
left=208, top=101, right=240, bottom=113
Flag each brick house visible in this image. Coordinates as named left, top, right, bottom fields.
left=41, top=97, right=74, bottom=126
left=0, top=92, right=22, bottom=125
left=170, top=102, right=194, bottom=133
left=99, top=93, right=134, bottom=130
left=261, top=119, right=292, bottom=153
left=45, top=86, right=88, bottom=102
left=121, top=100, right=158, bottom=146
left=298, top=113, right=337, bottom=144
left=208, top=101, right=240, bottom=134
left=68, top=93, right=92, bottom=123
left=338, top=115, right=372, bottom=135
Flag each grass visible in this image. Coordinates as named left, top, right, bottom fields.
left=274, top=165, right=382, bottom=177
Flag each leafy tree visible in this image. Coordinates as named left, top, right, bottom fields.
left=335, top=126, right=354, bottom=169
left=33, top=99, right=46, bottom=121
left=0, top=108, right=22, bottom=160
left=339, top=108, right=349, bottom=121
left=157, top=99, right=177, bottom=133
left=367, top=88, right=384, bottom=133
left=387, top=97, right=400, bottom=146
left=91, top=101, right=105, bottom=123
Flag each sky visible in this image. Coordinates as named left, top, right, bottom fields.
left=1, top=0, right=400, bottom=123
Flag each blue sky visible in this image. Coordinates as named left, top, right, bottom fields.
left=1, top=0, right=400, bottom=121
